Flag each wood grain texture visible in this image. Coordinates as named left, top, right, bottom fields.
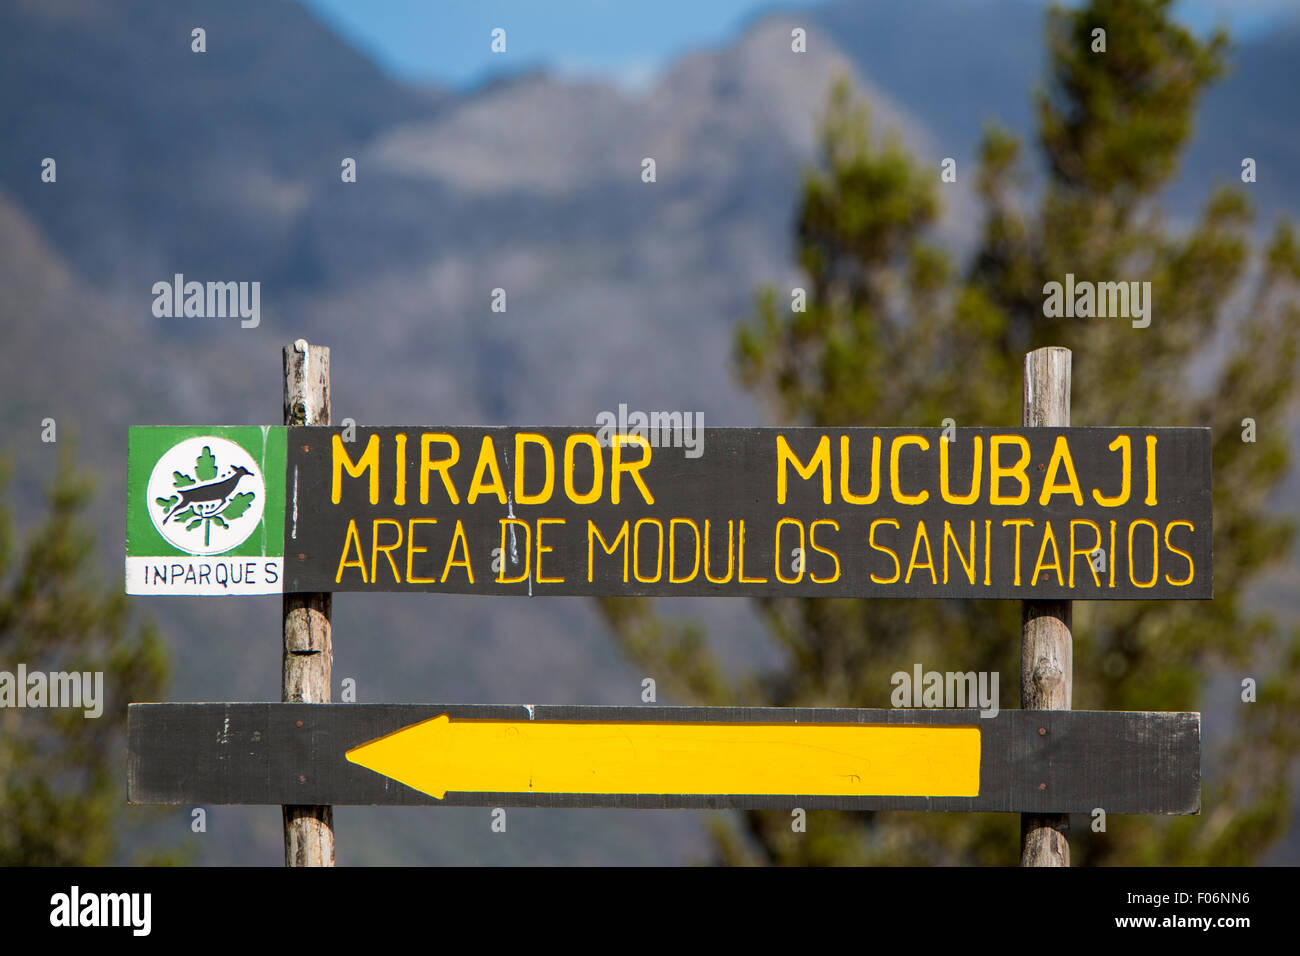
left=126, top=703, right=1201, bottom=815
left=1021, top=347, right=1073, bottom=867
left=1023, top=347, right=1071, bottom=430
left=281, top=340, right=334, bottom=867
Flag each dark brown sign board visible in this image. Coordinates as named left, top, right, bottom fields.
left=279, top=425, right=1211, bottom=599
left=126, top=425, right=1211, bottom=599
left=127, top=703, right=1200, bottom=815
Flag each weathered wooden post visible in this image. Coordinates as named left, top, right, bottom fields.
left=282, top=339, right=335, bottom=866
left=1020, top=346, right=1073, bottom=866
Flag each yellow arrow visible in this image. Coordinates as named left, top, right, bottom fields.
left=345, top=715, right=981, bottom=800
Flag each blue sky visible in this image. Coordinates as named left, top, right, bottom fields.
left=300, top=0, right=1296, bottom=89
left=301, top=0, right=818, bottom=89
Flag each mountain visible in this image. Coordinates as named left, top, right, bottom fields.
left=0, top=0, right=1297, bottom=864
left=0, top=0, right=443, bottom=289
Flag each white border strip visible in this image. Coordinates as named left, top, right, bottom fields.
left=126, top=556, right=283, bottom=595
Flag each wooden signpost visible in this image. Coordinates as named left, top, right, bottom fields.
left=124, top=342, right=1209, bottom=868
left=280, top=341, right=334, bottom=867
left=127, top=703, right=1200, bottom=815
left=1021, top=347, right=1074, bottom=865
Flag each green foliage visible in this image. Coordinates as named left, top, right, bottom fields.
left=598, top=0, right=1300, bottom=864
left=1037, top=0, right=1227, bottom=200
left=221, top=492, right=255, bottom=522
left=194, top=446, right=217, bottom=482
left=0, top=444, right=179, bottom=864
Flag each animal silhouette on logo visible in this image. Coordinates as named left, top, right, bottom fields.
left=165, top=465, right=252, bottom=523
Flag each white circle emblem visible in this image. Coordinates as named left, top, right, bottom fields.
left=147, top=436, right=265, bottom=556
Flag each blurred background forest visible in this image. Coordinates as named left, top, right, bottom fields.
left=1, top=0, right=1298, bottom=864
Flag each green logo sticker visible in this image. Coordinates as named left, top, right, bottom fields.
left=127, top=426, right=285, bottom=594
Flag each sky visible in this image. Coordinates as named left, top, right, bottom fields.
left=300, top=0, right=1297, bottom=90
left=300, top=0, right=818, bottom=90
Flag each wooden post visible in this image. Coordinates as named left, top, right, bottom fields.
left=282, top=339, right=335, bottom=867
left=1020, top=346, right=1072, bottom=867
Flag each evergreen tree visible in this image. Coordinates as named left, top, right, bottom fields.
left=0, top=445, right=173, bottom=864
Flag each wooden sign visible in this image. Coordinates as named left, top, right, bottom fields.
left=127, top=703, right=1201, bottom=814
left=126, top=425, right=1211, bottom=599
